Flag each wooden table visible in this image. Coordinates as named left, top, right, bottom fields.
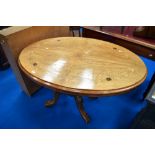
left=18, top=37, right=147, bottom=123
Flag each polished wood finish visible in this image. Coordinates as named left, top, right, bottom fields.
left=82, top=27, right=155, bottom=60
left=19, top=37, right=147, bottom=96
left=74, top=96, right=90, bottom=123
left=0, top=26, right=71, bottom=95
left=45, top=92, right=60, bottom=107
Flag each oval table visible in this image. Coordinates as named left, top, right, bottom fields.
left=18, top=37, right=147, bottom=123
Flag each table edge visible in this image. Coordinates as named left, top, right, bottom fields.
left=18, top=59, right=147, bottom=97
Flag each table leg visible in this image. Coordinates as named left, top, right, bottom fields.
left=74, top=96, right=90, bottom=123
left=45, top=92, right=60, bottom=107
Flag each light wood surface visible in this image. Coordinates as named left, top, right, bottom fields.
left=19, top=37, right=147, bottom=96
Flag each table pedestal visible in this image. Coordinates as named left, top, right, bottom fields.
left=74, top=96, right=90, bottom=123
left=45, top=92, right=60, bottom=107
left=45, top=92, right=90, bottom=123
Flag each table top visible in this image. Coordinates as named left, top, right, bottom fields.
left=18, top=37, right=147, bottom=96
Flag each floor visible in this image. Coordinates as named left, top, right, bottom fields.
left=0, top=57, right=155, bottom=129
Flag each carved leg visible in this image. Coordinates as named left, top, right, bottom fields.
left=74, top=96, right=90, bottom=123
left=45, top=92, right=60, bottom=107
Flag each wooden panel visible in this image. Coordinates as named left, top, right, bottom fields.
left=0, top=34, right=37, bottom=95
left=82, top=27, right=155, bottom=60
left=0, top=26, right=71, bottom=95
left=6, top=26, right=71, bottom=61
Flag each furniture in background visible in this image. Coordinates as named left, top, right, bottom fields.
left=82, top=26, right=155, bottom=60
left=133, top=26, right=155, bottom=39
left=0, top=26, right=71, bottom=96
left=18, top=37, right=147, bottom=123
left=100, top=26, right=125, bottom=34
left=69, top=26, right=81, bottom=37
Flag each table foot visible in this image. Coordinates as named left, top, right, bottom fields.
left=74, top=96, right=90, bottom=123
left=45, top=92, right=60, bottom=107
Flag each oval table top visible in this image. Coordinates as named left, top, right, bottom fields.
left=18, top=37, right=147, bottom=96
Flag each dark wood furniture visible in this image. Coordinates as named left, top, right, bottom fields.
left=69, top=26, right=81, bottom=37
left=82, top=26, right=155, bottom=60
left=100, top=26, right=125, bottom=34
left=133, top=26, right=155, bottom=39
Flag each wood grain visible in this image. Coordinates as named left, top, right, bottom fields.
left=19, top=37, right=147, bottom=96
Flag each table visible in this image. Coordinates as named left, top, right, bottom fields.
left=18, top=37, right=147, bottom=123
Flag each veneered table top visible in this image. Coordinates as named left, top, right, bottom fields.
left=18, top=37, right=147, bottom=96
